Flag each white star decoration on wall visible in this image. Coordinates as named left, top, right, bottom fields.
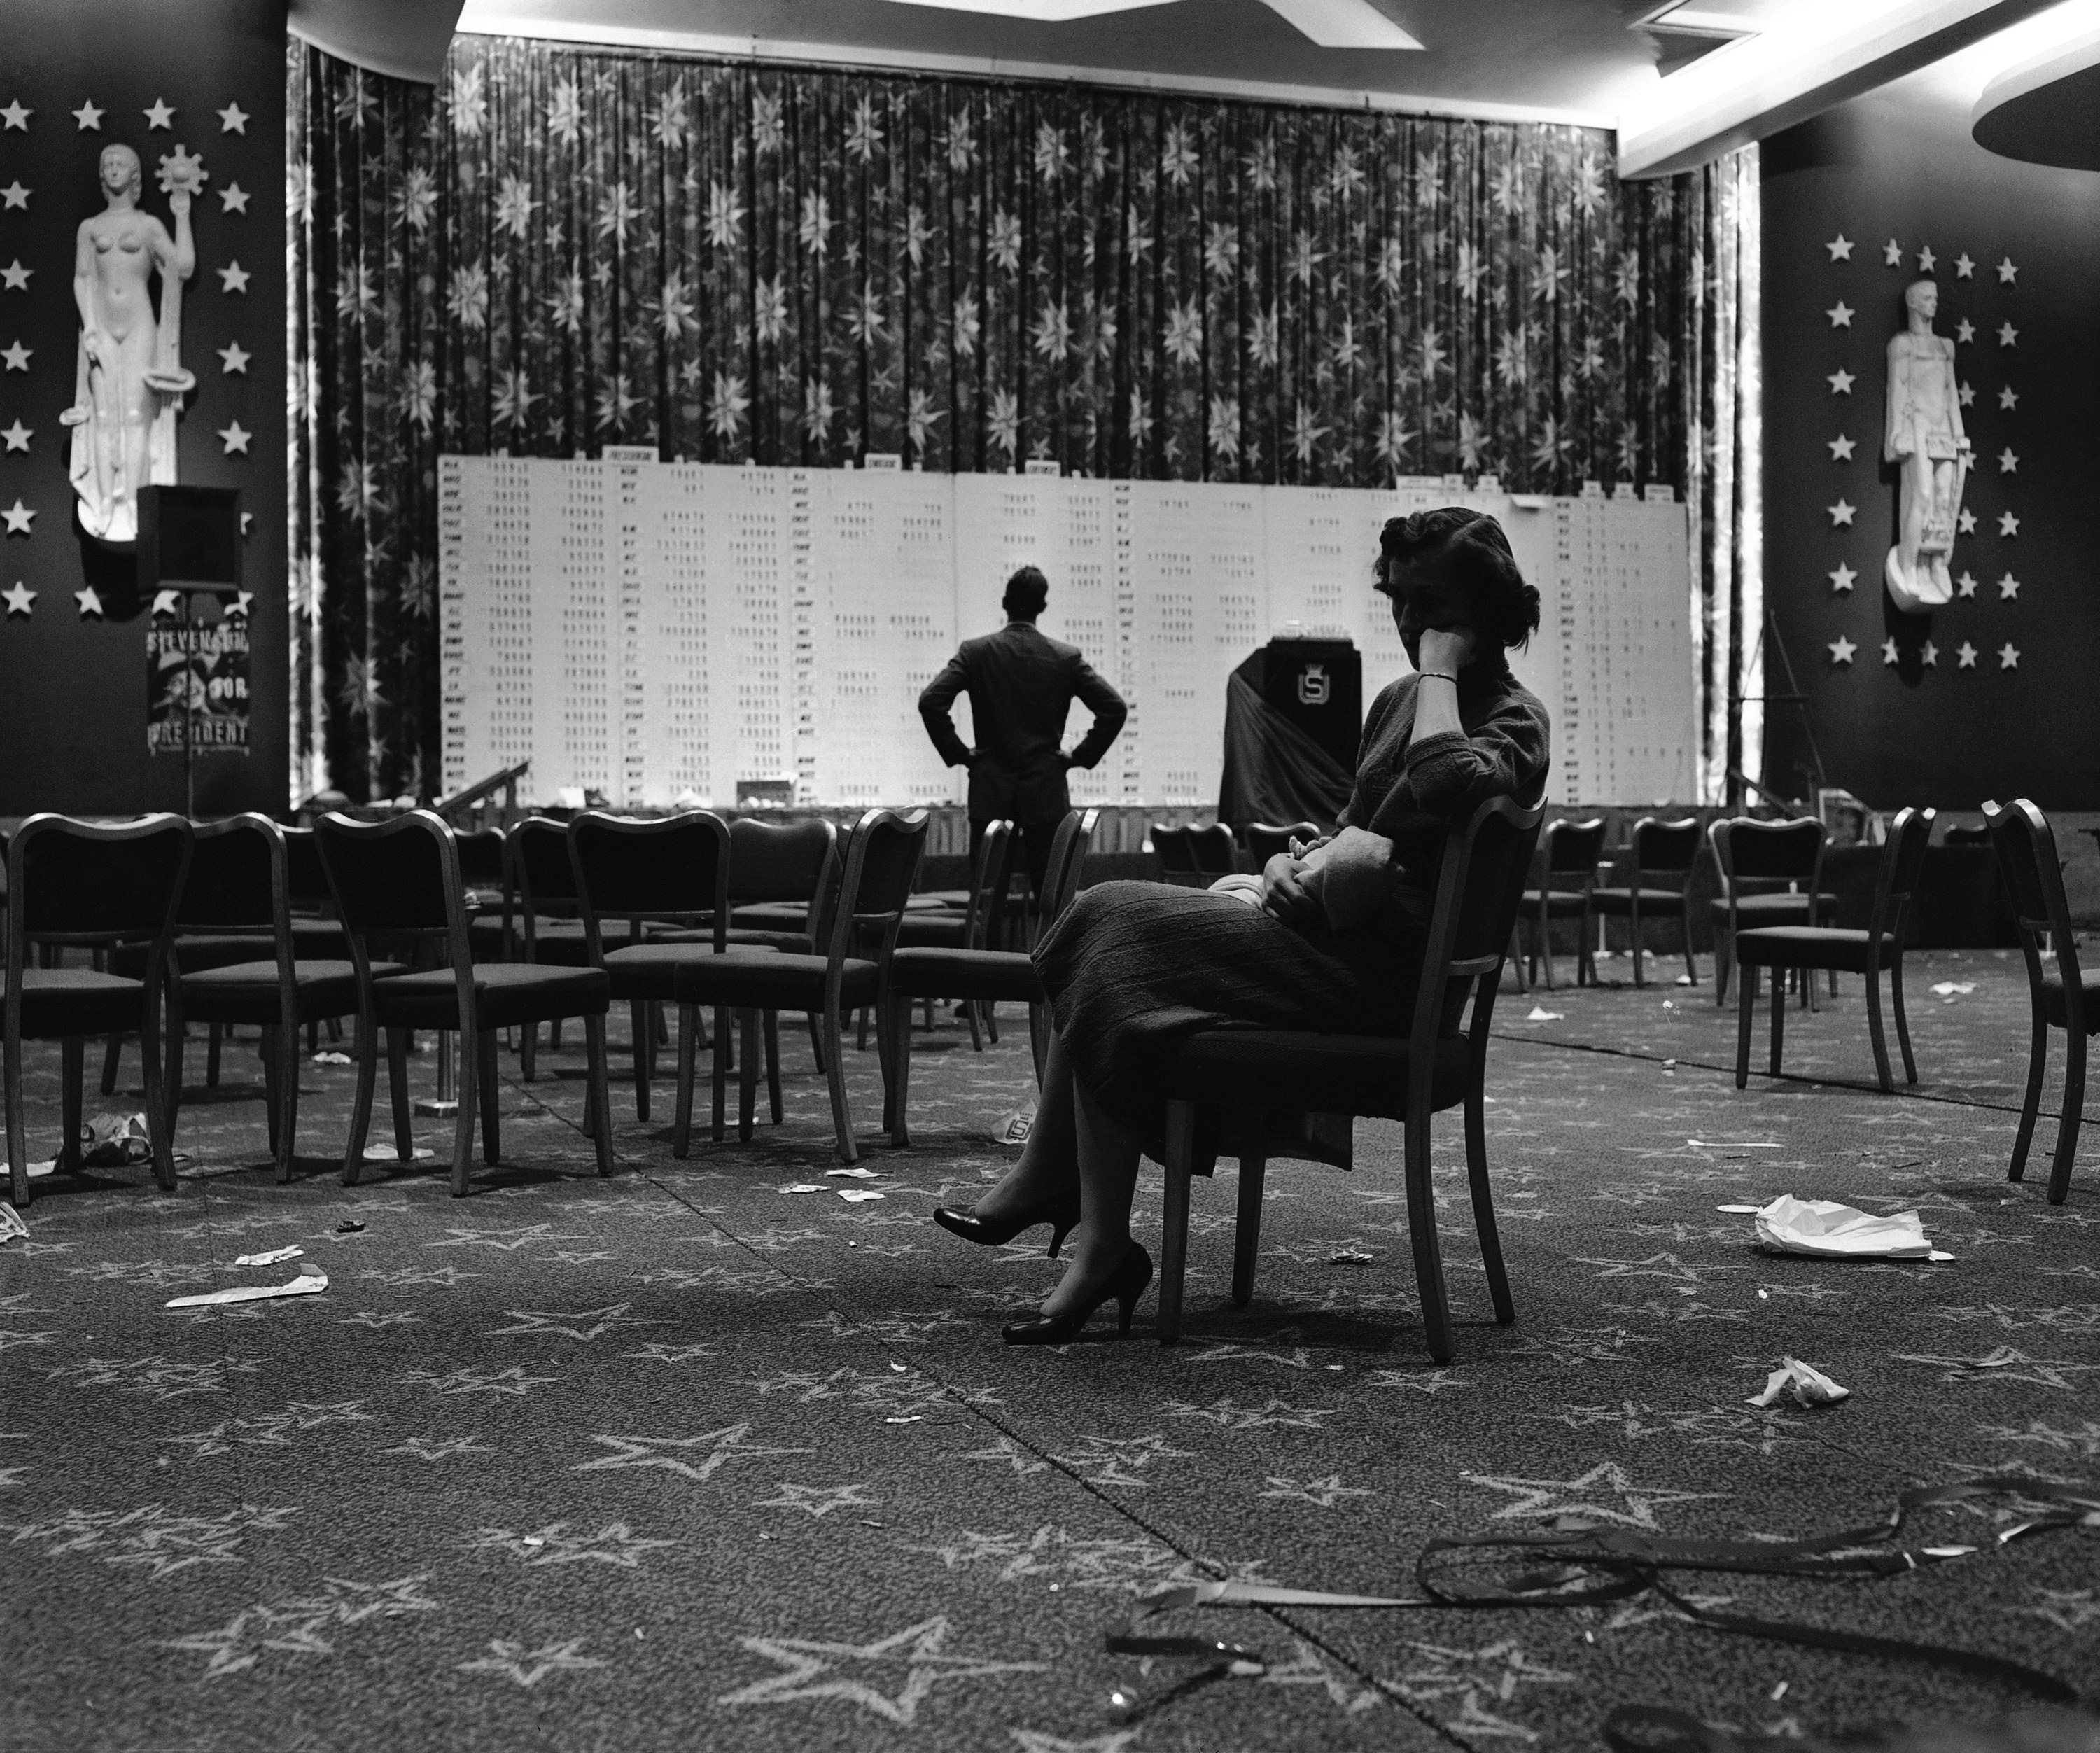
left=218, top=342, right=250, bottom=375
left=2, top=581, right=34, bottom=616
left=218, top=182, right=250, bottom=215
left=1917, top=245, right=1935, bottom=272
left=143, top=98, right=174, bottom=129
left=1958, top=508, right=1977, bottom=534
left=1999, top=643, right=2019, bottom=669
left=1828, top=636, right=1856, bottom=665
left=1, top=340, right=28, bottom=370
left=0, top=102, right=28, bottom=131
left=1998, top=573, right=2019, bottom=600
left=1998, top=447, right=2017, bottom=473
left=1996, top=257, right=2018, bottom=284
left=1954, top=253, right=1975, bottom=278
left=1826, top=368, right=1855, bottom=395
left=217, top=262, right=251, bottom=295
left=1, top=419, right=30, bottom=452
left=1956, top=641, right=1977, bottom=667
left=1957, top=571, right=1977, bottom=597
left=1827, top=498, right=1855, bottom=526
left=1882, top=238, right=1902, bottom=267
left=1998, top=385, right=2018, bottom=410
left=1921, top=640, right=1938, bottom=666
left=0, top=183, right=29, bottom=211
left=71, top=100, right=103, bottom=130
left=1, top=499, right=33, bottom=535
left=1954, top=318, right=1975, bottom=344
left=1959, top=380, right=1975, bottom=407
left=217, top=422, right=252, bottom=455
left=1826, top=301, right=1853, bottom=328
left=218, top=103, right=249, bottom=134
left=1998, top=322, right=2017, bottom=347
left=75, top=586, right=104, bottom=618
left=1827, top=433, right=1854, bottom=461
left=1999, top=511, right=2019, bottom=538
left=1, top=261, right=29, bottom=290
left=1825, top=235, right=1853, bottom=261
left=1828, top=563, right=1856, bottom=593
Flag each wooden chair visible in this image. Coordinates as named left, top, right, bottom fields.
left=1186, top=822, right=1238, bottom=884
left=1984, top=799, right=2094, bottom=1203
left=671, top=809, right=928, bottom=1163
left=1732, top=806, right=1935, bottom=1094
left=1243, top=820, right=1326, bottom=869
left=1709, top=816, right=1829, bottom=1006
left=1151, top=823, right=1198, bottom=886
left=893, top=819, right=1013, bottom=1049
left=318, top=810, right=613, bottom=1196
left=1153, top=795, right=1544, bottom=1362
left=508, top=816, right=643, bottom=1077
left=1514, top=817, right=1606, bottom=991
left=883, top=808, right=1099, bottom=1145
left=1589, top=816, right=1702, bottom=988
left=5, top=813, right=192, bottom=1207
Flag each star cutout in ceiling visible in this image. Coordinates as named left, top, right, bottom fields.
left=1956, top=641, right=1977, bottom=668
left=1998, top=572, right=2020, bottom=601
left=75, top=585, right=104, bottom=619
left=1882, top=637, right=1900, bottom=666
left=1999, top=511, right=2020, bottom=538
left=1829, top=636, right=1857, bottom=666
left=1828, top=433, right=1856, bottom=461
left=1998, top=447, right=2018, bottom=474
left=2, top=581, right=34, bottom=616
left=142, top=98, right=174, bottom=130
left=217, top=421, right=251, bottom=456
left=1955, top=317, right=1975, bottom=344
left=218, top=341, right=250, bottom=375
left=217, top=261, right=251, bottom=295
left=1826, top=300, right=1854, bottom=328
left=71, top=100, right=102, bottom=130
left=0, top=102, right=29, bottom=132
left=1882, top=237, right=1903, bottom=267
left=1996, top=256, right=2018, bottom=284
left=226, top=590, right=254, bottom=617
left=1828, top=498, right=1856, bottom=526
left=1824, top=234, right=1853, bottom=262
left=715, top=1615, right=1046, bottom=1726
left=151, top=589, right=183, bottom=617
left=1, top=499, right=34, bottom=535
left=217, top=103, right=249, bottom=134
left=1, top=340, right=27, bottom=370
left=1998, top=321, right=2018, bottom=347
left=1958, top=508, right=1978, bottom=534
left=1, top=260, right=29, bottom=290
left=1998, top=643, right=2019, bottom=669
left=1959, top=380, right=1976, bottom=407
left=1956, top=570, right=1978, bottom=597
left=1, top=419, right=30, bottom=452
left=0, top=183, right=29, bottom=211
left=1917, top=245, right=1936, bottom=272
left=1954, top=253, right=1975, bottom=279
left=218, top=181, right=249, bottom=216
left=1828, top=562, right=1856, bottom=593
left=1827, top=368, right=1855, bottom=396
left=1998, top=384, right=2019, bottom=411
left=1921, top=639, right=1938, bottom=667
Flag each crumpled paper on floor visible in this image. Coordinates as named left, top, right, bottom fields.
left=81, top=1112, right=152, bottom=1166
left=0, top=1203, right=27, bottom=1243
left=166, top=1267, right=328, bottom=1309
left=1753, top=1193, right=1951, bottom=1261
left=1746, top=1355, right=1851, bottom=1409
left=1525, top=1006, right=1564, bottom=1021
left=234, top=1244, right=303, bottom=1267
left=992, top=1098, right=1036, bottom=1146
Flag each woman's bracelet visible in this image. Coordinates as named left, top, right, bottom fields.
left=1418, top=671, right=1458, bottom=683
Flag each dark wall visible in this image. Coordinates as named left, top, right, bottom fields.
left=1760, top=78, right=2100, bottom=810
left=0, top=0, right=286, bottom=816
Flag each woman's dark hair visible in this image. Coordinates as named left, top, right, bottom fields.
left=1002, top=564, right=1049, bottom=619
left=1377, top=508, right=1542, bottom=651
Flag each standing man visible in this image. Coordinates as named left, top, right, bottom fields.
left=920, top=566, right=1126, bottom=902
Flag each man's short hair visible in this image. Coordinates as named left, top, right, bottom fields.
left=1002, top=565, right=1049, bottom=619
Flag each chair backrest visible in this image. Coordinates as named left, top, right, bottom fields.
left=4, top=816, right=193, bottom=980
left=456, top=825, right=508, bottom=889
left=569, top=811, right=731, bottom=955
left=1864, top=806, right=1936, bottom=948
left=280, top=824, right=332, bottom=912
left=1984, top=799, right=2085, bottom=1030
left=1243, top=820, right=1326, bottom=868
left=728, top=816, right=838, bottom=907
left=1712, top=816, right=1824, bottom=891
left=178, top=814, right=290, bottom=940
left=512, top=816, right=580, bottom=912
left=1543, top=816, right=1608, bottom=881
left=1039, top=807, right=1101, bottom=924
left=825, top=809, right=930, bottom=965
left=962, top=820, right=1015, bottom=950
left=1186, top=822, right=1238, bottom=877
left=316, top=810, right=464, bottom=942
left=1408, top=796, right=1546, bottom=1047
left=1150, top=823, right=1194, bottom=876
left=1630, top=816, right=1703, bottom=879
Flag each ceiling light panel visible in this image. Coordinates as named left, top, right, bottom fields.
left=880, top=0, right=1176, bottom=20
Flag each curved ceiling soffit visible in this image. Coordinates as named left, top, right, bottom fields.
left=288, top=0, right=466, bottom=85
left=1972, top=13, right=2100, bottom=171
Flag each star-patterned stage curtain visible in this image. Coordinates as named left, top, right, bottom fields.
left=288, top=36, right=1756, bottom=804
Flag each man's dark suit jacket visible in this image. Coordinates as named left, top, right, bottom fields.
left=919, top=620, right=1128, bottom=820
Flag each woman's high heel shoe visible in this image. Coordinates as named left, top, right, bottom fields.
left=1002, top=1243, right=1153, bottom=1346
left=932, top=1201, right=1079, bottom=1259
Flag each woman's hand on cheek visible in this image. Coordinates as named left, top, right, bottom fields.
left=1418, top=624, right=1476, bottom=674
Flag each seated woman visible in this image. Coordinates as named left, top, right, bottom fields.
left=932, top=507, right=1550, bottom=1345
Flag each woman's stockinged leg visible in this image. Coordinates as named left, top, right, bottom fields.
left=1039, top=1068, right=1143, bottom=1318
left=969, top=1027, right=1079, bottom=1223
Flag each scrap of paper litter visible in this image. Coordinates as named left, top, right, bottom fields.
left=1929, top=982, right=1976, bottom=998
left=826, top=1166, right=880, bottom=1180
left=1747, top=1355, right=1850, bottom=1409
left=167, top=1269, right=328, bottom=1309
left=234, top=1244, right=304, bottom=1267
left=1715, top=1204, right=1763, bottom=1215
left=836, top=1189, right=886, bottom=1203
left=1690, top=1140, right=1780, bottom=1149
left=1525, top=1007, right=1564, bottom=1021
left=779, top=1183, right=827, bottom=1195
left=1752, top=1193, right=1941, bottom=1260
left=0, top=1203, right=27, bottom=1243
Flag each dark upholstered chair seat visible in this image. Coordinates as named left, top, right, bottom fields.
left=1519, top=888, right=1593, bottom=916
left=2039, top=967, right=2100, bottom=1032
left=601, top=941, right=775, bottom=998
left=1709, top=892, right=1836, bottom=922
left=178, top=958, right=405, bottom=1024
left=894, top=913, right=970, bottom=949
left=109, top=921, right=350, bottom=978
left=672, top=952, right=878, bottom=1010
left=887, top=947, right=1041, bottom=1002
left=1, top=968, right=149, bottom=1038
left=731, top=902, right=808, bottom=933
left=651, top=925, right=811, bottom=953
left=369, top=963, right=611, bottom=1030
left=1161, top=1028, right=1471, bottom=1119
left=913, top=889, right=971, bottom=909
left=1735, top=926, right=1896, bottom=975
left=1592, top=886, right=1689, bottom=910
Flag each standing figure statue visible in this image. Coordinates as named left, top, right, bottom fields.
left=62, top=141, right=204, bottom=545
left=1882, top=278, right=1972, bottom=613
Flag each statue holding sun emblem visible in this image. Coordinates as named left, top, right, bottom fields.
left=1882, top=278, right=1973, bottom=613
left=63, top=141, right=204, bottom=545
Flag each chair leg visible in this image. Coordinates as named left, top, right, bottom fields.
left=342, top=1016, right=379, bottom=1185
left=583, top=1012, right=613, bottom=1178
left=672, top=1003, right=696, bottom=1160
left=2047, top=1029, right=2085, bottom=1206
left=206, top=1022, right=222, bottom=1088
left=60, top=1038, right=85, bottom=1175
left=965, top=994, right=983, bottom=1052
left=763, top=1010, right=783, bottom=1124
left=1157, top=1101, right=1196, bottom=1345
left=983, top=998, right=1000, bottom=1045
left=449, top=1028, right=479, bottom=1198
left=807, top=1012, right=826, bottom=1075
left=385, top=1028, right=414, bottom=1164
left=101, top=1033, right=123, bottom=1095
left=1539, top=898, right=1555, bottom=991
left=1715, top=930, right=1732, bottom=1006
left=856, top=1005, right=869, bottom=1052
left=630, top=1000, right=652, bottom=1124
left=1464, top=1089, right=1514, bottom=1325
left=1863, top=963, right=1893, bottom=1094
left=888, top=1000, right=914, bottom=1147
left=1230, top=1152, right=1267, bottom=1306
left=1735, top=963, right=1756, bottom=1089
left=820, top=1004, right=857, bottom=1165
left=478, top=1028, right=501, bottom=1166
left=136, top=998, right=177, bottom=1194
left=1769, top=961, right=1786, bottom=1077
left=549, top=1018, right=563, bottom=1051
left=1403, top=1112, right=1453, bottom=1364
left=4, top=1028, right=28, bottom=1208
left=1890, top=954, right=1917, bottom=1084
left=2010, top=1013, right=2049, bottom=1184
left=711, top=1006, right=730, bottom=1143
left=1630, top=900, right=1644, bottom=988
left=274, top=1020, right=302, bottom=1184
left=1508, top=927, right=1528, bottom=994
left=162, top=988, right=186, bottom=1152
left=260, top=1027, right=281, bottom=1157
left=1681, top=900, right=1698, bottom=987
left=521, top=1019, right=538, bottom=1082
left=738, top=1009, right=760, bottom=1143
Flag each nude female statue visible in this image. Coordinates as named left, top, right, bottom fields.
left=64, top=142, right=199, bottom=544
left=1883, top=278, right=1972, bottom=613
